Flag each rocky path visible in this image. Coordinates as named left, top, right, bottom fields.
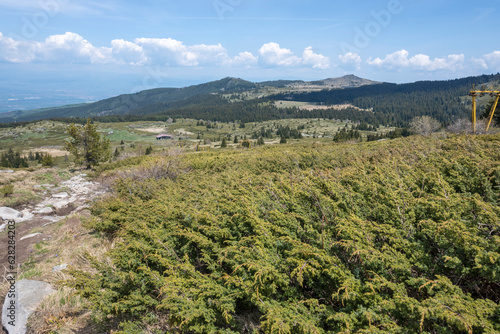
left=0, top=173, right=106, bottom=334
left=0, top=173, right=105, bottom=277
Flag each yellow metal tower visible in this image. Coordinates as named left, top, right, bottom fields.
left=469, top=85, right=500, bottom=133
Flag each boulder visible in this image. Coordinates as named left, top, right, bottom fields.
left=52, top=192, right=69, bottom=199
left=20, top=210, right=33, bottom=222
left=52, top=264, right=68, bottom=272
left=0, top=207, right=22, bottom=220
left=2, top=279, right=56, bottom=334
left=35, top=207, right=53, bottom=214
left=52, top=200, right=70, bottom=210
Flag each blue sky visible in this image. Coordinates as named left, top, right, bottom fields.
left=0, top=0, right=499, bottom=108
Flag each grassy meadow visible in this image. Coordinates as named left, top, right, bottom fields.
left=0, top=118, right=390, bottom=161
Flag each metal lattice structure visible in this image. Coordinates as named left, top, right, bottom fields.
left=469, top=85, right=500, bottom=133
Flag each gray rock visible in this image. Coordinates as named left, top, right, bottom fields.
left=0, top=207, right=22, bottom=220
left=52, top=192, right=69, bottom=199
left=35, top=207, right=53, bottom=214
left=74, top=204, right=90, bottom=212
left=53, top=200, right=69, bottom=210
left=20, top=210, right=33, bottom=222
left=0, top=169, right=14, bottom=173
left=52, top=264, right=67, bottom=272
left=19, top=233, right=41, bottom=241
left=2, top=279, right=56, bottom=334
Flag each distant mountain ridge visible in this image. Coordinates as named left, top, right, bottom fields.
left=0, top=77, right=257, bottom=122
left=1, top=74, right=498, bottom=124
left=0, top=75, right=377, bottom=122
left=258, top=74, right=379, bottom=88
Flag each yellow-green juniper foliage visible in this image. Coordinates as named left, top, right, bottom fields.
left=67, top=134, right=500, bottom=333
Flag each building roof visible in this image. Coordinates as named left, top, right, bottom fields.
left=156, top=134, right=173, bottom=138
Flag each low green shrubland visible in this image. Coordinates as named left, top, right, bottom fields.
left=67, top=134, right=500, bottom=333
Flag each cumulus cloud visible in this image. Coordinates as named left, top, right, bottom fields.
left=0, top=33, right=331, bottom=70
left=0, top=32, right=258, bottom=67
left=39, top=32, right=112, bottom=64
left=0, top=32, right=112, bottom=64
left=367, top=50, right=465, bottom=71
left=229, top=51, right=258, bottom=67
left=258, top=42, right=301, bottom=67
left=338, top=52, right=362, bottom=70
left=302, top=47, right=330, bottom=69
left=0, top=32, right=37, bottom=63
left=111, top=39, right=147, bottom=65
left=472, top=51, right=500, bottom=71
left=258, top=42, right=329, bottom=69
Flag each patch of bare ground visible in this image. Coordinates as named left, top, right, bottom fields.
left=22, top=147, right=70, bottom=157
left=299, top=103, right=373, bottom=112
left=135, top=127, right=168, bottom=133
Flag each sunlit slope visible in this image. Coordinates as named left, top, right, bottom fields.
left=70, top=134, right=500, bottom=333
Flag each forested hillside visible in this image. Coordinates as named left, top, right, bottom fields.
left=68, top=133, right=500, bottom=333
left=65, top=73, right=500, bottom=127
left=270, top=74, right=500, bottom=126
left=1, top=74, right=499, bottom=127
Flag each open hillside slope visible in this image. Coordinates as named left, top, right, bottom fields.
left=0, top=77, right=257, bottom=122
left=68, top=133, right=500, bottom=333
left=257, top=74, right=380, bottom=89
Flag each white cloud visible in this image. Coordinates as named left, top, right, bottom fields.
left=338, top=52, right=362, bottom=70
left=134, top=38, right=257, bottom=67
left=229, top=51, right=258, bottom=67
left=258, top=42, right=330, bottom=69
left=0, top=33, right=330, bottom=70
left=0, top=32, right=36, bottom=63
left=111, top=39, right=147, bottom=65
left=134, top=37, right=198, bottom=66
left=472, top=51, right=500, bottom=71
left=39, top=32, right=112, bottom=64
left=302, top=46, right=330, bottom=69
left=258, top=42, right=301, bottom=67
left=0, top=32, right=259, bottom=67
left=0, top=32, right=112, bottom=64
left=367, top=50, right=465, bottom=71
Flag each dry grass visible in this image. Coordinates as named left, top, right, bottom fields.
left=0, top=170, right=29, bottom=185
left=99, top=148, right=186, bottom=190
left=0, top=168, right=75, bottom=208
left=135, top=127, right=168, bottom=134
left=173, top=128, right=194, bottom=136
left=22, top=147, right=70, bottom=158
left=26, top=286, right=89, bottom=334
